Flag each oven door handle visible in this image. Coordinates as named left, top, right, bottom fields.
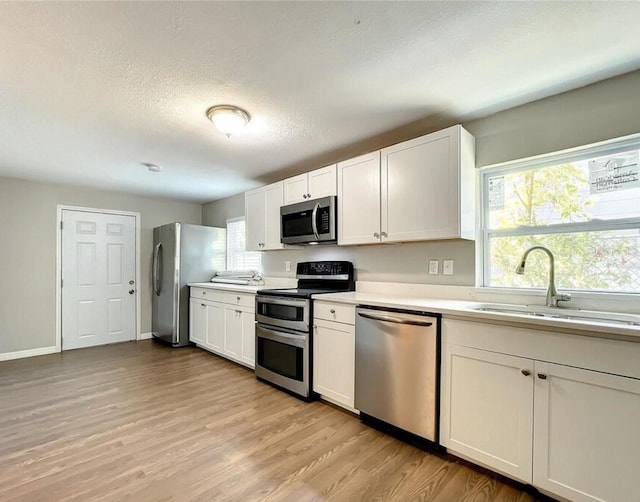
left=311, top=202, right=320, bottom=240
left=256, top=296, right=309, bottom=308
left=257, top=325, right=307, bottom=348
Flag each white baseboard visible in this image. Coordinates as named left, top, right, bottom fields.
left=138, top=332, right=154, bottom=340
left=0, top=346, right=59, bottom=362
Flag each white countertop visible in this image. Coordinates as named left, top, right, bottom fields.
left=313, top=291, right=640, bottom=342
left=188, top=276, right=296, bottom=294
left=188, top=282, right=264, bottom=294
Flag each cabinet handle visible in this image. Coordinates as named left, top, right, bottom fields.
left=236, top=296, right=241, bottom=302
left=373, top=232, right=380, bottom=238
left=330, top=309, right=336, bottom=314
left=538, top=373, right=547, bottom=380
left=307, top=193, right=311, bottom=199
left=303, top=194, right=308, bottom=199
left=381, top=231, right=388, bottom=238
left=521, top=369, right=531, bottom=376
left=201, top=303, right=206, bottom=307
left=202, top=291, right=206, bottom=295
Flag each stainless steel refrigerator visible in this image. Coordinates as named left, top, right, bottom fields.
left=152, top=223, right=226, bottom=347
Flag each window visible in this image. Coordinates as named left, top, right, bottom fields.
left=480, top=135, right=640, bottom=293
left=226, top=217, right=262, bottom=272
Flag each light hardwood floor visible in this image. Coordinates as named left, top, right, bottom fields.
left=0, top=340, right=551, bottom=501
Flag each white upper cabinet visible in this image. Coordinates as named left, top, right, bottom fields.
left=245, top=181, right=284, bottom=251
left=283, top=164, right=337, bottom=205
left=337, top=152, right=381, bottom=245
left=338, top=125, right=476, bottom=245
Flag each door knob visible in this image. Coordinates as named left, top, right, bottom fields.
left=129, top=289, right=135, bottom=295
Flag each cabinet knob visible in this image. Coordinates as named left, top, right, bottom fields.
left=237, top=296, right=241, bottom=302
left=521, top=369, right=531, bottom=376
left=538, top=373, right=548, bottom=380
left=303, top=194, right=308, bottom=199
left=381, top=231, right=388, bottom=238
left=307, top=193, right=311, bottom=199
left=373, top=232, right=380, bottom=238
left=330, top=309, right=336, bottom=314
left=202, top=291, right=206, bottom=295
left=235, top=309, right=242, bottom=314
left=201, top=303, right=206, bottom=307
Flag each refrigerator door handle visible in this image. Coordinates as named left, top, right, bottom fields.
left=153, top=242, right=162, bottom=296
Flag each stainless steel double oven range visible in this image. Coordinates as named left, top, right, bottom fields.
left=255, top=261, right=355, bottom=400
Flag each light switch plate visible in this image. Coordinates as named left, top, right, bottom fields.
left=443, top=259, right=454, bottom=275
left=428, top=260, right=439, bottom=275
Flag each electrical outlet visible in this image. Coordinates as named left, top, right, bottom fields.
left=443, top=259, right=454, bottom=275
left=428, top=260, right=439, bottom=275
left=285, top=260, right=291, bottom=272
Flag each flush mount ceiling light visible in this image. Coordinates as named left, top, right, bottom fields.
left=206, top=105, right=251, bottom=137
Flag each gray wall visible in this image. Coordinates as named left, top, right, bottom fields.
left=202, top=70, right=640, bottom=283
left=0, top=177, right=202, bottom=354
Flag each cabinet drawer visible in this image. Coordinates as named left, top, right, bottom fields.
left=190, top=288, right=255, bottom=310
left=219, top=292, right=255, bottom=310
left=314, top=302, right=355, bottom=324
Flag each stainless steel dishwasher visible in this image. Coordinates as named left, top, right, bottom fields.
left=355, top=306, right=440, bottom=443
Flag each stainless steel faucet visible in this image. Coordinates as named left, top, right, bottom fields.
left=515, top=246, right=571, bottom=307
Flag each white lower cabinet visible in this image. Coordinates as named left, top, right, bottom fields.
left=533, top=362, right=640, bottom=502
left=189, top=289, right=255, bottom=369
left=313, top=301, right=356, bottom=411
left=441, top=318, right=640, bottom=502
left=442, top=344, right=533, bottom=482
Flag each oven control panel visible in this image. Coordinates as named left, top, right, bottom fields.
left=296, top=261, right=353, bottom=277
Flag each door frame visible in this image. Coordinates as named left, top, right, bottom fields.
left=56, top=205, right=141, bottom=352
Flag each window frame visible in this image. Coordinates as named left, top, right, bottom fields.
left=477, top=133, right=640, bottom=294
left=225, top=216, right=262, bottom=272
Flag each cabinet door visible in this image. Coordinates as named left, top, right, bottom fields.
left=263, top=181, right=284, bottom=250
left=382, top=126, right=460, bottom=242
left=313, top=319, right=355, bottom=409
left=533, top=362, right=640, bottom=502
left=245, top=187, right=265, bottom=251
left=337, top=151, right=381, bottom=245
left=223, top=306, right=243, bottom=361
left=189, top=298, right=206, bottom=345
left=308, top=164, right=337, bottom=199
left=240, top=310, right=255, bottom=368
left=441, top=344, right=534, bottom=482
left=205, top=302, right=224, bottom=352
left=283, top=174, right=308, bottom=205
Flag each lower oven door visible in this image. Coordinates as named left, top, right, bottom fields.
left=255, top=323, right=309, bottom=398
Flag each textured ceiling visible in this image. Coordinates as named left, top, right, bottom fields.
left=2, top=2, right=640, bottom=203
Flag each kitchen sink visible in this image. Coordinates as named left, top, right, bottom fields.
left=472, top=304, right=640, bottom=327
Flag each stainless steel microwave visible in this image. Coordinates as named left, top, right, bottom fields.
left=280, top=195, right=337, bottom=245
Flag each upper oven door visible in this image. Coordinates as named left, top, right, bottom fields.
left=256, top=295, right=310, bottom=332
left=280, top=196, right=337, bottom=245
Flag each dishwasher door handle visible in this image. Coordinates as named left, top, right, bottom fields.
left=357, top=311, right=433, bottom=327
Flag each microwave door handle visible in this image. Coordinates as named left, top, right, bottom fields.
left=311, top=203, right=320, bottom=240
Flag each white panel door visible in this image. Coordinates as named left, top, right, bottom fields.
left=189, top=298, right=206, bottom=345
left=382, top=127, right=459, bottom=242
left=245, top=188, right=265, bottom=251
left=313, top=319, right=355, bottom=409
left=441, top=344, right=534, bottom=482
left=223, top=306, right=243, bottom=361
left=62, top=210, right=136, bottom=350
left=283, top=174, right=309, bottom=204
left=308, top=164, right=337, bottom=199
left=263, top=181, right=284, bottom=250
left=337, top=151, right=381, bottom=245
left=240, top=309, right=255, bottom=367
left=533, top=362, right=640, bottom=502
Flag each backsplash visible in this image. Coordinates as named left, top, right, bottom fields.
left=261, top=239, right=476, bottom=286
